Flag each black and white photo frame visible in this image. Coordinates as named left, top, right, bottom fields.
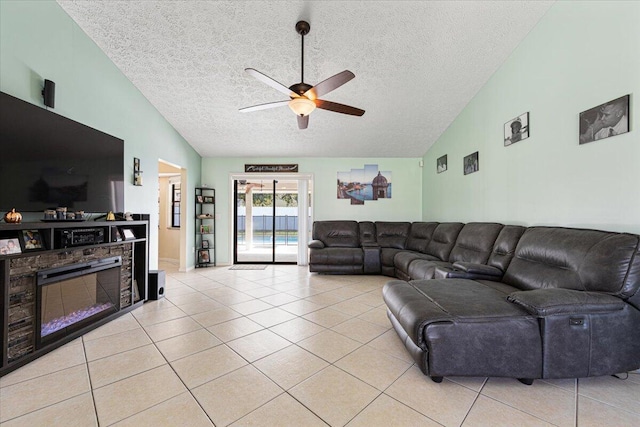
left=437, top=155, right=448, bottom=173
left=579, top=95, right=630, bottom=144
left=504, top=112, right=529, bottom=146
left=463, top=152, right=479, bottom=175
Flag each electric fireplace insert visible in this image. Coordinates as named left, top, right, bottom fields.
left=36, top=256, right=122, bottom=348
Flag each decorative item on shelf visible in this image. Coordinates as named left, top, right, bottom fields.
left=198, top=249, right=210, bottom=264
left=20, top=230, right=44, bottom=251
left=124, top=212, right=134, bottom=221
left=200, top=224, right=211, bottom=234
left=133, top=157, right=143, bottom=186
left=121, top=228, right=136, bottom=240
left=106, top=211, right=116, bottom=221
left=75, top=211, right=85, bottom=220
left=204, top=196, right=214, bottom=203
left=3, top=208, right=22, bottom=224
left=0, top=237, right=22, bottom=255
left=196, top=195, right=204, bottom=203
left=44, top=209, right=56, bottom=220
left=56, top=207, right=67, bottom=220
left=197, top=213, right=213, bottom=219
left=202, top=239, right=210, bottom=249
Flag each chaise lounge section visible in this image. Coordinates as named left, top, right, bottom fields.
left=309, top=220, right=640, bottom=383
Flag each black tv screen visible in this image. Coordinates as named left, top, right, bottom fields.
left=0, top=92, right=124, bottom=214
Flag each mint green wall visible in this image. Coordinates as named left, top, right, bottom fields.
left=422, top=1, right=640, bottom=234
left=202, top=157, right=422, bottom=265
left=0, top=0, right=202, bottom=269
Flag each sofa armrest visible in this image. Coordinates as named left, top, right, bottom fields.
left=308, top=239, right=325, bottom=249
left=507, top=288, right=626, bottom=316
left=452, top=262, right=503, bottom=277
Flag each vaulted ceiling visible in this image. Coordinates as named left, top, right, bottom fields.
left=57, top=1, right=554, bottom=158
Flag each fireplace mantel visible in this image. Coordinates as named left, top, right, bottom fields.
left=0, top=219, right=149, bottom=377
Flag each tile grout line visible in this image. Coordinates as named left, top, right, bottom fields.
left=131, top=292, right=219, bottom=427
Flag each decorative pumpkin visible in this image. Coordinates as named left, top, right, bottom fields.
left=4, top=208, right=22, bottom=224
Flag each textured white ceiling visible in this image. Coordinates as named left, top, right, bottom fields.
left=56, top=1, right=554, bottom=158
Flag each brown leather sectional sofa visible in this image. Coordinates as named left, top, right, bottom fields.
left=308, top=220, right=640, bottom=384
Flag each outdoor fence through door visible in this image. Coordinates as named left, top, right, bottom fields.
left=234, top=179, right=298, bottom=264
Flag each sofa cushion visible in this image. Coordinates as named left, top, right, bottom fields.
left=383, top=279, right=542, bottom=378
left=449, top=222, right=503, bottom=264
left=487, top=225, right=526, bottom=272
left=359, top=221, right=377, bottom=244
left=405, top=222, right=439, bottom=252
left=424, top=222, right=464, bottom=260
left=312, top=220, right=359, bottom=248
left=309, top=247, right=363, bottom=265
left=375, top=222, right=411, bottom=249
left=503, top=227, right=640, bottom=297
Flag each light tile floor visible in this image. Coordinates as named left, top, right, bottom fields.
left=1, top=262, right=639, bottom=426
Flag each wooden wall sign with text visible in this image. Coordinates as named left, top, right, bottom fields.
left=244, top=164, right=299, bottom=173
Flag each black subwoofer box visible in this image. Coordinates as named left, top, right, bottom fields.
left=148, top=270, right=165, bottom=300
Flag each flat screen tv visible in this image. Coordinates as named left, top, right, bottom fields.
left=0, top=92, right=124, bottom=214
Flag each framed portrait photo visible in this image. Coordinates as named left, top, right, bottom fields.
left=579, top=94, right=630, bottom=144
left=463, top=152, right=479, bottom=175
left=121, top=228, right=136, bottom=240
left=504, top=112, right=530, bottom=146
left=437, top=155, right=448, bottom=173
left=198, top=249, right=210, bottom=264
left=196, top=195, right=204, bottom=203
left=201, top=239, right=210, bottom=249
left=21, top=229, right=44, bottom=251
left=0, top=237, right=22, bottom=255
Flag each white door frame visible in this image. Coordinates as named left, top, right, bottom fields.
left=229, top=173, right=313, bottom=265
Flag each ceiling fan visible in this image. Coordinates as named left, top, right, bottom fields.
left=240, top=21, right=365, bottom=129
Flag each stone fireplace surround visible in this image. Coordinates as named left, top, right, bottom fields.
left=1, top=220, right=149, bottom=376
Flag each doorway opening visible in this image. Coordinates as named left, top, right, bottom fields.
left=232, top=174, right=312, bottom=265
left=158, top=160, right=188, bottom=271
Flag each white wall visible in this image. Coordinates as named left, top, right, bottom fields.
left=422, top=1, right=639, bottom=234
left=202, top=157, right=422, bottom=264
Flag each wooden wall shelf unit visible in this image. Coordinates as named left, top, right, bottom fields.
left=0, top=219, right=149, bottom=377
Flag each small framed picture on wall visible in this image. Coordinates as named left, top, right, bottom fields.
left=463, top=152, right=479, bottom=175
left=437, top=155, right=447, bottom=173
left=579, top=94, right=630, bottom=144
left=504, top=112, right=529, bottom=146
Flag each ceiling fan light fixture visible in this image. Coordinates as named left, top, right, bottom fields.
left=288, top=97, right=316, bottom=116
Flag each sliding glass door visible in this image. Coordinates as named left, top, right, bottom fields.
left=234, top=179, right=299, bottom=264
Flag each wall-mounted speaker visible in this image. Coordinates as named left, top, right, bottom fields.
left=42, top=79, right=55, bottom=108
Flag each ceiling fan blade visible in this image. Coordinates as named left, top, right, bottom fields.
left=297, top=115, right=309, bottom=129
left=304, top=70, right=355, bottom=100
left=239, top=100, right=290, bottom=113
left=245, top=68, right=298, bottom=98
left=315, top=99, right=365, bottom=116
